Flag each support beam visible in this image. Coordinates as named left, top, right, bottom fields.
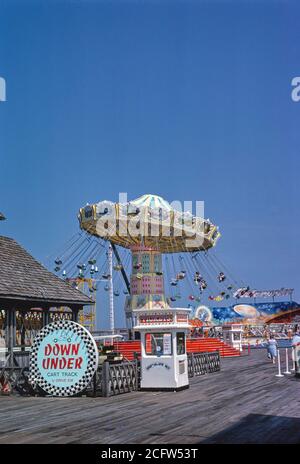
left=42, top=307, right=50, bottom=327
left=7, top=308, right=16, bottom=367
left=71, top=307, right=80, bottom=323
left=20, top=310, right=26, bottom=352
left=111, top=242, right=131, bottom=294
left=108, top=245, right=115, bottom=334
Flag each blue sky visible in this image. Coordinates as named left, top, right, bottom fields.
left=0, top=0, right=299, bottom=328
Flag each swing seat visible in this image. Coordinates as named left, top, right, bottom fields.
left=113, top=265, right=123, bottom=271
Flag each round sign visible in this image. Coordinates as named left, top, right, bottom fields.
left=29, top=320, right=98, bottom=396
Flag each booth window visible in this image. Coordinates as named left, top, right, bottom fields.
left=145, top=333, right=172, bottom=356
left=176, top=332, right=186, bottom=355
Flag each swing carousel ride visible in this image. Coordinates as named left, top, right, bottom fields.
left=49, top=194, right=297, bottom=333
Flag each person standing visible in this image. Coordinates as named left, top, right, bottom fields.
left=266, top=335, right=278, bottom=364
left=292, top=331, right=300, bottom=346
left=291, top=331, right=300, bottom=373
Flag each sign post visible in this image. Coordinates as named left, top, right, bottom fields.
left=29, top=320, right=99, bottom=396
left=283, top=348, right=291, bottom=375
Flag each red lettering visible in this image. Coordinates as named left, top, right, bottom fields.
left=42, top=358, right=50, bottom=369
left=60, top=344, right=71, bottom=356
left=50, top=358, right=58, bottom=369
left=45, top=344, right=52, bottom=356
left=75, top=357, right=83, bottom=369
left=41, top=343, right=84, bottom=370
left=59, top=358, right=67, bottom=369
left=72, top=344, right=80, bottom=356
left=53, top=344, right=60, bottom=356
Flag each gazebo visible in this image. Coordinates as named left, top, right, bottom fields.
left=0, top=236, right=93, bottom=366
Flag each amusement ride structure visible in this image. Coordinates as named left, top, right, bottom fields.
left=49, top=193, right=297, bottom=337
left=78, top=194, right=220, bottom=331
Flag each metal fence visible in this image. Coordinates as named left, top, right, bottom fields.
left=0, top=352, right=33, bottom=395
left=89, top=360, right=140, bottom=397
left=1, top=352, right=219, bottom=397
left=91, top=352, right=220, bottom=397
left=188, top=351, right=220, bottom=377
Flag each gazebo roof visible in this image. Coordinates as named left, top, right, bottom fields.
left=0, top=236, right=93, bottom=307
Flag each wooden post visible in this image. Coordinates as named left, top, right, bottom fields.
left=205, top=352, right=209, bottom=374
left=102, top=361, right=110, bottom=397
left=4, top=308, right=9, bottom=361
left=190, top=353, right=195, bottom=377
left=71, top=307, right=79, bottom=323
left=92, top=372, right=97, bottom=397
left=134, top=359, right=138, bottom=391
left=21, top=310, right=26, bottom=352
left=42, top=308, right=50, bottom=327
left=7, top=308, right=15, bottom=368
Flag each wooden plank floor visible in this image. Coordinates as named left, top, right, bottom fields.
left=0, top=349, right=299, bottom=444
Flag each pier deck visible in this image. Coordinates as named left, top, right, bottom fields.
left=0, top=349, right=299, bottom=444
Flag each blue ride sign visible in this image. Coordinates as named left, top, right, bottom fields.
left=29, top=320, right=98, bottom=396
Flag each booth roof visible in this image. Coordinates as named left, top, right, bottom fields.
left=0, top=235, right=93, bottom=307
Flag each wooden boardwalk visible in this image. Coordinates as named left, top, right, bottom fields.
left=0, top=349, right=299, bottom=444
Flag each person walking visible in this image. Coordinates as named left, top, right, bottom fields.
left=266, top=334, right=278, bottom=364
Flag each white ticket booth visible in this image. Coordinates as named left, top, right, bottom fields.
left=133, top=308, right=190, bottom=391
left=223, top=323, right=243, bottom=352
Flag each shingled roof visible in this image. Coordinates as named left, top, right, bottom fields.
left=0, top=236, right=93, bottom=306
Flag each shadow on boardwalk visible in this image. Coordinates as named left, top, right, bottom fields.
left=202, top=413, right=300, bottom=444
left=0, top=350, right=298, bottom=444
